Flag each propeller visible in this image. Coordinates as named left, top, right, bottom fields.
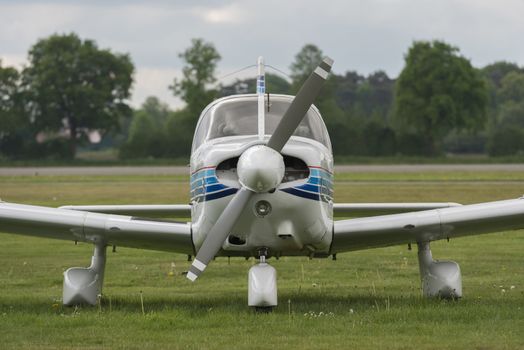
left=186, top=56, right=333, bottom=282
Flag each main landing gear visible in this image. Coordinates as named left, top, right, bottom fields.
left=248, top=250, right=277, bottom=312
left=63, top=241, right=107, bottom=306
left=417, top=241, right=462, bottom=299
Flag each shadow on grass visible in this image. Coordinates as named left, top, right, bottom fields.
left=1, top=292, right=519, bottom=316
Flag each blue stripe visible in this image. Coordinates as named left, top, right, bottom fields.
left=205, top=177, right=219, bottom=185
left=191, top=187, right=205, bottom=197
left=295, top=183, right=320, bottom=193
left=309, top=179, right=333, bottom=192
left=191, top=179, right=203, bottom=191
left=191, top=177, right=219, bottom=191
left=190, top=169, right=216, bottom=182
left=205, top=183, right=227, bottom=193
left=309, top=168, right=333, bottom=182
left=190, top=183, right=228, bottom=197
left=280, top=188, right=320, bottom=201
left=308, top=177, right=322, bottom=185
left=205, top=188, right=238, bottom=201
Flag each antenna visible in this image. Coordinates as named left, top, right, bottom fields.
left=257, top=56, right=265, bottom=140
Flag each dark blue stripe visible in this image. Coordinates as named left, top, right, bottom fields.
left=205, top=188, right=238, bottom=201
left=280, top=188, right=320, bottom=201
left=205, top=183, right=227, bottom=193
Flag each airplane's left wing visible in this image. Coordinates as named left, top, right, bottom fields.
left=332, top=197, right=524, bottom=253
left=0, top=202, right=193, bottom=253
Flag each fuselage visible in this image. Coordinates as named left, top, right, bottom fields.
left=189, top=94, right=334, bottom=258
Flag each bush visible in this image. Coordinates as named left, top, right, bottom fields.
left=487, top=126, right=523, bottom=156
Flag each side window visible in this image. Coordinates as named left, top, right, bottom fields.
left=192, top=111, right=211, bottom=152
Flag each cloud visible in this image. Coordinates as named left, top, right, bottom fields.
left=132, top=67, right=184, bottom=109
left=197, top=3, right=247, bottom=24
left=1, top=0, right=524, bottom=109
left=0, top=54, right=26, bottom=68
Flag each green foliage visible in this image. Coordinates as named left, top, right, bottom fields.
left=164, top=108, right=194, bottom=158
left=487, top=126, right=523, bottom=156
left=119, top=97, right=194, bottom=160
left=220, top=73, right=291, bottom=96
left=442, top=131, right=487, bottom=154
left=290, top=44, right=324, bottom=92
left=0, top=61, right=38, bottom=159
left=5, top=35, right=524, bottom=161
left=498, top=71, right=524, bottom=103
left=120, top=97, right=169, bottom=159
left=170, top=38, right=221, bottom=118
left=22, top=33, right=134, bottom=157
left=0, top=61, right=21, bottom=131
left=485, top=70, right=524, bottom=155
left=394, top=41, right=488, bottom=155
left=482, top=61, right=522, bottom=89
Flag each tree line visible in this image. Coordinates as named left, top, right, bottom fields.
left=1, top=34, right=524, bottom=160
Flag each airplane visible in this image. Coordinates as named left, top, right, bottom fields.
left=1, top=56, right=524, bottom=311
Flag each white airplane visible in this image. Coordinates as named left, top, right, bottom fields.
left=1, top=56, right=524, bottom=311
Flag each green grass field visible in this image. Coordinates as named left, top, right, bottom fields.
left=1, top=172, right=523, bottom=349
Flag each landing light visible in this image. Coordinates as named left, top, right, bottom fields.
left=255, top=200, right=272, bottom=217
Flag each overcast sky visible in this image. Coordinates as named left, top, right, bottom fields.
left=1, top=0, right=523, bottom=109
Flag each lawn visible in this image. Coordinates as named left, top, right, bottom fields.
left=0, top=172, right=523, bottom=349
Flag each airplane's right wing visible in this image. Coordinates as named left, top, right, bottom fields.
left=59, top=204, right=191, bottom=218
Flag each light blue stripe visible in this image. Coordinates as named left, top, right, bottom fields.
left=308, top=176, right=333, bottom=188
left=296, top=183, right=320, bottom=193
left=190, top=169, right=216, bottom=182
left=190, top=176, right=219, bottom=191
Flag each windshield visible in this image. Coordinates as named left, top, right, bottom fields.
left=192, top=94, right=331, bottom=151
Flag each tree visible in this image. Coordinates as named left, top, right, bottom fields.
left=394, top=41, right=488, bottom=155
left=0, top=61, right=22, bottom=136
left=0, top=61, right=33, bottom=158
left=290, top=44, right=323, bottom=92
left=220, top=73, right=291, bottom=96
left=482, top=61, right=522, bottom=89
left=485, top=71, right=524, bottom=155
left=119, top=97, right=170, bottom=159
left=170, top=38, right=221, bottom=119
left=22, top=33, right=134, bottom=158
left=498, top=71, right=524, bottom=103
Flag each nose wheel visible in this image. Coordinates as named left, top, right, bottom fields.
left=248, top=251, right=277, bottom=312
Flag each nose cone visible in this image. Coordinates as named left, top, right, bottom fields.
left=237, top=145, right=285, bottom=193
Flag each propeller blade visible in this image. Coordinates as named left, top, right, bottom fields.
left=267, top=57, right=333, bottom=152
left=186, top=187, right=253, bottom=281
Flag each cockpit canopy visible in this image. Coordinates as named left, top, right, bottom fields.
left=192, top=94, right=331, bottom=152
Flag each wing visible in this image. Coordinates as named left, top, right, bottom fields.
left=334, top=202, right=462, bottom=217
left=0, top=202, right=193, bottom=253
left=59, top=204, right=191, bottom=218
left=332, top=197, right=524, bottom=253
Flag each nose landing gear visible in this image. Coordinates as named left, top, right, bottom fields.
left=248, top=250, right=277, bottom=312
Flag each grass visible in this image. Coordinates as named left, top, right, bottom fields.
left=1, top=172, right=524, bottom=349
